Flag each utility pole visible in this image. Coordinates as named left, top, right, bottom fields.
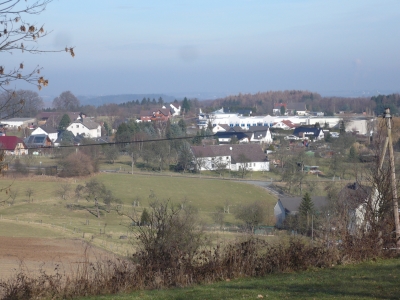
left=383, top=108, right=400, bottom=249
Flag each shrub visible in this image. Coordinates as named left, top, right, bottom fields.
left=58, top=152, right=94, bottom=177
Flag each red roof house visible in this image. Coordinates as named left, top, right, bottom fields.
left=0, top=136, right=28, bottom=155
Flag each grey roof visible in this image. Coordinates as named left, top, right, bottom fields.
left=38, top=124, right=58, bottom=134
left=215, top=131, right=250, bottom=142
left=286, top=103, right=306, bottom=111
left=71, top=118, right=100, bottom=130
left=279, top=196, right=328, bottom=213
left=230, top=126, right=246, bottom=132
left=218, top=124, right=231, bottom=131
left=247, top=126, right=271, bottom=140
left=191, top=144, right=267, bottom=163
left=293, top=127, right=323, bottom=137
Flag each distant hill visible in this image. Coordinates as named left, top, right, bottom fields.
left=77, top=94, right=177, bottom=106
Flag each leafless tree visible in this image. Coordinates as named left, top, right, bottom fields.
left=52, top=91, right=80, bottom=111
left=0, top=0, right=74, bottom=95
left=236, top=153, right=251, bottom=178
left=56, top=183, right=72, bottom=200
left=9, top=188, right=18, bottom=205
left=25, top=187, right=34, bottom=202
left=58, top=152, right=95, bottom=177
left=234, top=201, right=266, bottom=233
left=213, top=157, right=228, bottom=176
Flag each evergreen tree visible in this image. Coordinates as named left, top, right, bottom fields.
left=103, top=121, right=111, bottom=136
left=349, top=145, right=357, bottom=162
left=298, top=192, right=314, bottom=233
left=58, top=113, right=71, bottom=130
left=339, top=120, right=346, bottom=133
left=299, top=192, right=314, bottom=217
left=158, top=97, right=164, bottom=105
left=165, top=120, right=172, bottom=139
left=181, top=97, right=191, bottom=113
left=178, top=119, right=187, bottom=134
left=280, top=105, right=286, bottom=115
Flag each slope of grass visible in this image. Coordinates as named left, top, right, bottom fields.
left=81, top=258, right=400, bottom=300
left=0, top=173, right=277, bottom=255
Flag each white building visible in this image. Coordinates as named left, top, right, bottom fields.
left=0, top=117, right=36, bottom=129
left=191, top=144, right=269, bottom=172
left=67, top=118, right=101, bottom=138
left=198, top=108, right=342, bottom=131
left=31, top=125, right=58, bottom=142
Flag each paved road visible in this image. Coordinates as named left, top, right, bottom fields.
left=237, top=180, right=284, bottom=197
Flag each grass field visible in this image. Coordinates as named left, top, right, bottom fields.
left=80, top=258, right=400, bottom=300
left=0, top=172, right=277, bottom=255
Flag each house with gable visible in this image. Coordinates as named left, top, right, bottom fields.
left=247, top=126, right=273, bottom=144
left=170, top=104, right=181, bottom=116
left=139, top=108, right=172, bottom=122
left=286, top=103, right=307, bottom=116
left=212, top=124, right=231, bottom=133
left=214, top=131, right=250, bottom=144
left=31, top=124, right=58, bottom=142
left=274, top=196, right=328, bottom=227
left=191, top=144, right=269, bottom=172
left=0, top=136, right=28, bottom=155
left=272, top=120, right=296, bottom=130
left=66, top=118, right=101, bottom=138
left=24, top=134, right=52, bottom=148
left=293, top=126, right=324, bottom=140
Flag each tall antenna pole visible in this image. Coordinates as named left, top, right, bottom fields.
left=384, top=108, right=400, bottom=248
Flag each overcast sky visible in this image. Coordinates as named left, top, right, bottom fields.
left=8, top=0, right=400, bottom=99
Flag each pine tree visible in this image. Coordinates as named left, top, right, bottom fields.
left=58, top=113, right=71, bottom=130
left=182, top=97, right=191, bottom=113
left=298, top=192, right=314, bottom=233
left=299, top=192, right=314, bottom=217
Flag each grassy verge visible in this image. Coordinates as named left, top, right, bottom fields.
left=81, top=258, right=400, bottom=300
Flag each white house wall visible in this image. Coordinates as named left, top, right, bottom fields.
left=31, top=127, right=58, bottom=142
left=196, top=156, right=269, bottom=172
left=67, top=123, right=101, bottom=138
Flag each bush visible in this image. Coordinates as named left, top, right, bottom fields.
left=58, top=152, right=95, bottom=177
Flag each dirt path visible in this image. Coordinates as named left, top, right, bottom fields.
left=0, top=236, right=112, bottom=280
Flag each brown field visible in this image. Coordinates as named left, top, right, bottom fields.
left=0, top=236, right=113, bottom=280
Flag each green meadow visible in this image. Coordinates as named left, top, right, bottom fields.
left=0, top=172, right=277, bottom=255
left=80, top=258, right=400, bottom=300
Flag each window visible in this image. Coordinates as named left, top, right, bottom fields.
left=76, top=125, right=79, bottom=128
left=226, top=156, right=229, bottom=160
